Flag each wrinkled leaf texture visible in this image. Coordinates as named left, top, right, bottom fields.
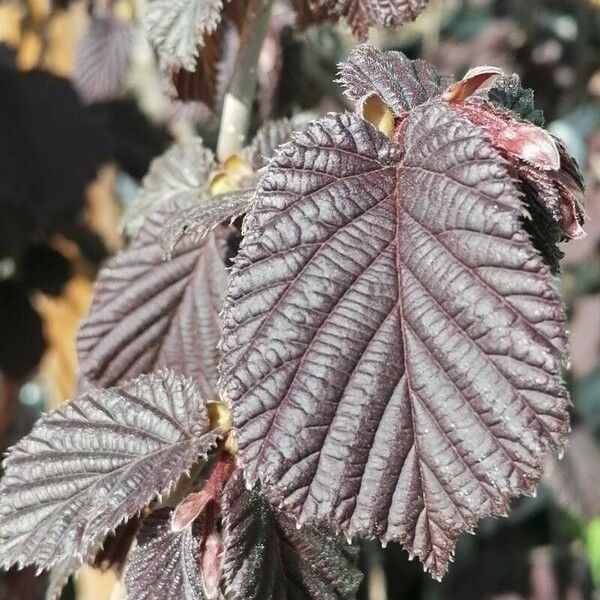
left=222, top=472, right=361, bottom=600
left=0, top=371, right=219, bottom=570
left=78, top=201, right=228, bottom=400
left=220, top=101, right=569, bottom=577
left=125, top=508, right=210, bottom=600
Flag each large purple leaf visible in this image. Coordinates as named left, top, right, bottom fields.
left=338, top=45, right=452, bottom=115
left=77, top=204, right=227, bottom=399
left=222, top=471, right=361, bottom=600
left=125, top=508, right=214, bottom=600
left=219, top=106, right=569, bottom=577
left=0, top=371, right=219, bottom=570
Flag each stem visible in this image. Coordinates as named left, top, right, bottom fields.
left=216, top=0, right=274, bottom=160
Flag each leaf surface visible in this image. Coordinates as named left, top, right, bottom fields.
left=220, top=105, right=569, bottom=577
left=78, top=204, right=227, bottom=399
left=339, top=45, right=451, bottom=116
left=222, top=472, right=361, bottom=600
left=125, top=509, right=210, bottom=600
left=0, top=371, right=219, bottom=569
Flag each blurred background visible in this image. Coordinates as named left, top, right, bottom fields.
left=0, top=0, right=599, bottom=598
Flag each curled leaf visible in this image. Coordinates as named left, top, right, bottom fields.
left=0, top=371, right=220, bottom=570
left=338, top=45, right=452, bottom=116
left=161, top=189, right=255, bottom=257
left=220, top=105, right=569, bottom=578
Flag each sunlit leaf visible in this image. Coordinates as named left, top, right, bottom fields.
left=220, top=105, right=569, bottom=577
left=0, top=371, right=219, bottom=569
left=222, top=471, right=361, bottom=600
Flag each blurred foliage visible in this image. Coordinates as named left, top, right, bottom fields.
left=0, top=0, right=599, bottom=599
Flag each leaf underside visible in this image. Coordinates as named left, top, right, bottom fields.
left=220, top=105, right=569, bottom=577
left=0, top=371, right=219, bottom=570
left=222, top=472, right=361, bottom=600
left=125, top=509, right=207, bottom=600
left=78, top=203, right=228, bottom=400
left=338, top=44, right=452, bottom=115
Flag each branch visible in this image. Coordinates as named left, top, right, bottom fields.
left=216, top=0, right=274, bottom=160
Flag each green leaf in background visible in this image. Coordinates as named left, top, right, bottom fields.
left=585, top=516, right=600, bottom=589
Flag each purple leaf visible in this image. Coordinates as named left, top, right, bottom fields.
left=219, top=105, right=569, bottom=577
left=222, top=471, right=361, bottom=600
left=338, top=44, right=452, bottom=115
left=73, top=16, right=135, bottom=104
left=78, top=204, right=228, bottom=399
left=125, top=507, right=219, bottom=600
left=0, top=371, right=219, bottom=570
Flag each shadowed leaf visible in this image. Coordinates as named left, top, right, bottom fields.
left=220, top=105, right=569, bottom=577
left=125, top=508, right=217, bottom=600
left=222, top=471, right=361, bottom=600
left=0, top=371, right=219, bottom=570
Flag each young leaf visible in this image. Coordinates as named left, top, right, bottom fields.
left=486, top=74, right=545, bottom=127
left=78, top=205, right=228, bottom=399
left=73, top=16, right=135, bottom=104
left=220, top=106, right=569, bottom=577
left=123, top=138, right=217, bottom=237
left=125, top=508, right=216, bottom=600
left=338, top=45, right=452, bottom=116
left=0, top=371, right=220, bottom=570
left=222, top=471, right=362, bottom=600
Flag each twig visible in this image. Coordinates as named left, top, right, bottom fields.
left=216, top=0, right=274, bottom=160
